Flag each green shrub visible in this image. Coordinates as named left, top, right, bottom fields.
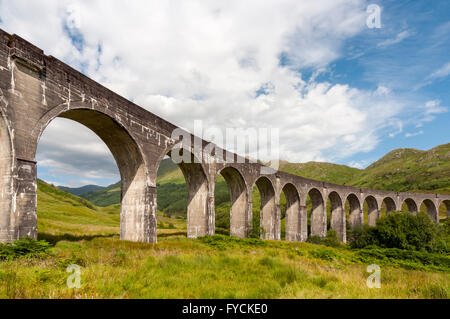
left=198, top=235, right=266, bottom=250
left=348, top=211, right=449, bottom=254
left=0, top=238, right=51, bottom=260
left=347, top=224, right=377, bottom=249
left=323, top=230, right=341, bottom=247
left=306, top=230, right=341, bottom=247
left=309, top=248, right=339, bottom=261
left=355, top=247, right=450, bottom=272
left=306, top=235, right=323, bottom=245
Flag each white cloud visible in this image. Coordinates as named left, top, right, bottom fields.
left=405, top=130, right=423, bottom=138
left=377, top=30, right=413, bottom=48
left=0, top=0, right=421, bottom=183
left=348, top=160, right=369, bottom=169
left=427, top=62, right=450, bottom=80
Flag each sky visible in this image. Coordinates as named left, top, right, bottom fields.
left=0, top=0, right=449, bottom=187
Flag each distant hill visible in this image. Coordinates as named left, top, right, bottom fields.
left=348, top=143, right=450, bottom=194
left=58, top=184, right=104, bottom=196
left=81, top=181, right=121, bottom=207
left=277, top=160, right=361, bottom=185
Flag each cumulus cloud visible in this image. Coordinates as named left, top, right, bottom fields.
left=0, top=0, right=419, bottom=184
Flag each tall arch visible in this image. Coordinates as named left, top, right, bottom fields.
left=163, top=147, right=210, bottom=238
left=346, top=193, right=362, bottom=228
left=36, top=108, right=155, bottom=243
left=253, top=176, right=278, bottom=240
left=328, top=191, right=345, bottom=242
left=0, top=111, right=14, bottom=242
left=382, top=197, right=397, bottom=215
left=364, top=195, right=379, bottom=226
left=308, top=188, right=326, bottom=237
left=420, top=199, right=438, bottom=223
left=440, top=200, right=450, bottom=220
left=403, top=198, right=418, bottom=214
left=282, top=183, right=303, bottom=242
left=217, top=167, right=249, bottom=238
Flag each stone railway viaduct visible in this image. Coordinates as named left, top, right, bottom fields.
left=0, top=30, right=449, bottom=243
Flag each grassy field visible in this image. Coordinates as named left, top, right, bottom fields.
left=0, top=181, right=448, bottom=299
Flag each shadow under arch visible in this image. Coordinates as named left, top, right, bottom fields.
left=308, top=188, right=325, bottom=237
left=34, top=108, right=155, bottom=243
left=439, top=200, right=450, bottom=220
left=253, top=176, right=278, bottom=240
left=382, top=197, right=397, bottom=216
left=420, top=199, right=438, bottom=223
left=161, top=147, right=211, bottom=238
left=403, top=198, right=418, bottom=214
left=216, top=166, right=249, bottom=238
left=282, top=183, right=303, bottom=242
left=346, top=193, right=362, bottom=228
left=0, top=109, right=15, bottom=242
left=364, top=195, right=379, bottom=226
left=328, top=191, right=345, bottom=242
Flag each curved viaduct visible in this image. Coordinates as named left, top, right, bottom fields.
left=0, top=30, right=448, bottom=243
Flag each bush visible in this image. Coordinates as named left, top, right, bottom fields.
left=347, top=224, right=377, bottom=249
left=355, top=247, right=450, bottom=272
left=0, top=238, right=51, bottom=260
left=323, top=230, right=341, bottom=247
left=348, top=211, right=449, bottom=254
left=306, top=230, right=341, bottom=248
left=309, top=248, right=339, bottom=261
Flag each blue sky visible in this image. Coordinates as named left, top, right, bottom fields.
left=0, top=0, right=448, bottom=186
left=301, top=0, right=450, bottom=167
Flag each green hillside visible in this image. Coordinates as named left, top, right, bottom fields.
left=277, top=160, right=361, bottom=185
left=348, top=144, right=450, bottom=194
left=37, top=179, right=120, bottom=240
left=81, top=182, right=121, bottom=207
left=58, top=184, right=104, bottom=196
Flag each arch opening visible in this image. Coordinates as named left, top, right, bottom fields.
left=161, top=148, right=210, bottom=238
left=252, top=177, right=278, bottom=240
left=403, top=198, right=418, bottom=214
left=439, top=200, right=450, bottom=222
left=327, top=191, right=345, bottom=242
left=346, top=193, right=362, bottom=228
left=282, top=183, right=302, bottom=242
left=308, top=188, right=325, bottom=238
left=420, top=199, right=438, bottom=223
left=34, top=109, right=154, bottom=243
left=364, top=196, right=379, bottom=226
left=214, top=167, right=248, bottom=238
left=382, top=197, right=397, bottom=216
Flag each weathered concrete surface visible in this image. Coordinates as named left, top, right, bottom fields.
left=0, top=29, right=448, bottom=244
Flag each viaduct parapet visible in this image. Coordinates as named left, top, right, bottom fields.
left=0, top=29, right=448, bottom=243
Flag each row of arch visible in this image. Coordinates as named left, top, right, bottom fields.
left=161, top=153, right=449, bottom=243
